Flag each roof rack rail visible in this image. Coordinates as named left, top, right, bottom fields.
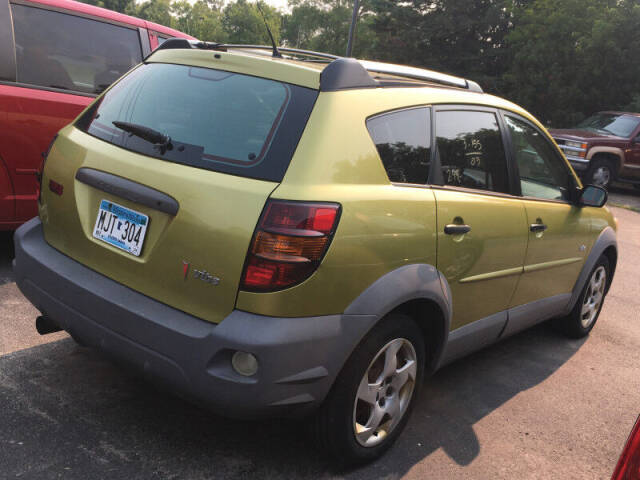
left=152, top=38, right=339, bottom=61
left=151, top=38, right=483, bottom=93
left=359, top=60, right=483, bottom=93
left=320, top=58, right=483, bottom=93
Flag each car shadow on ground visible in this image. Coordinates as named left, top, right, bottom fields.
left=0, top=321, right=586, bottom=479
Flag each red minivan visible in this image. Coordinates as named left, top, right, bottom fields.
left=0, top=0, right=192, bottom=229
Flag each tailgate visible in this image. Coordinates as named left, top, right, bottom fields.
left=37, top=60, right=317, bottom=324
left=40, top=127, right=276, bottom=324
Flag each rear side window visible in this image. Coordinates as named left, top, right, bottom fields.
left=366, top=107, right=431, bottom=184
left=76, top=63, right=318, bottom=182
left=11, top=4, right=142, bottom=94
left=435, top=110, right=509, bottom=193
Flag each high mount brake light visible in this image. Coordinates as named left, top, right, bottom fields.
left=612, top=415, right=640, bottom=480
left=241, top=200, right=341, bottom=291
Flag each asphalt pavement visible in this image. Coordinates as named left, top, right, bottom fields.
left=608, top=182, right=640, bottom=212
left=0, top=199, right=639, bottom=479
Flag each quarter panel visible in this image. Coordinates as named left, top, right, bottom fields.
left=236, top=184, right=438, bottom=317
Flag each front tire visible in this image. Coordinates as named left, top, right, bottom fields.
left=315, top=313, right=425, bottom=466
left=586, top=158, right=615, bottom=189
left=556, top=255, right=610, bottom=338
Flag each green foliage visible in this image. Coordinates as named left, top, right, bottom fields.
left=282, top=0, right=375, bottom=57
left=171, top=0, right=226, bottom=41
left=368, top=0, right=518, bottom=88
left=222, top=0, right=281, bottom=44
left=132, top=0, right=174, bottom=26
left=504, top=0, right=640, bottom=126
left=75, top=0, right=640, bottom=126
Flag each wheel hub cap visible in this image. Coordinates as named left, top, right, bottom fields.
left=593, top=167, right=611, bottom=187
left=353, top=338, right=417, bottom=447
left=581, top=265, right=606, bottom=328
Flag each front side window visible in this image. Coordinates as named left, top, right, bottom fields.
left=366, top=107, right=431, bottom=184
left=505, top=116, right=571, bottom=201
left=76, top=63, right=318, bottom=182
left=435, top=110, right=510, bottom=193
left=11, top=4, right=142, bottom=94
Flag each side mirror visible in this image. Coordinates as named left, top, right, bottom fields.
left=579, top=185, right=608, bottom=207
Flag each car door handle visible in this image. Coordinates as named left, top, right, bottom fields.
left=530, top=223, right=548, bottom=233
left=444, top=224, right=471, bottom=235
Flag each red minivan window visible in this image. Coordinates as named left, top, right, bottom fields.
left=12, top=3, right=143, bottom=94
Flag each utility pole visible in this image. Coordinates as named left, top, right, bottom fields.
left=345, top=0, right=359, bottom=57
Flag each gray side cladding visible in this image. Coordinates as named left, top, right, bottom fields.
left=344, top=263, right=453, bottom=368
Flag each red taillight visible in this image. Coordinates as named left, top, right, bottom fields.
left=240, top=200, right=341, bottom=292
left=612, top=415, right=640, bottom=480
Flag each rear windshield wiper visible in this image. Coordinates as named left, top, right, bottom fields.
left=112, top=121, right=172, bottom=154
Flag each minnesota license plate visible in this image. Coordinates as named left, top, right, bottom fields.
left=93, top=200, right=148, bottom=256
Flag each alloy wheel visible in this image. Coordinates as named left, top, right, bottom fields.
left=581, top=265, right=607, bottom=328
left=592, top=166, right=611, bottom=187
left=352, top=338, right=417, bottom=447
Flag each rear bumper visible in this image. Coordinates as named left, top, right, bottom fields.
left=13, top=218, right=377, bottom=418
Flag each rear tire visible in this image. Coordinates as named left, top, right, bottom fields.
left=555, top=255, right=610, bottom=338
left=314, top=313, right=425, bottom=467
left=586, top=158, right=616, bottom=189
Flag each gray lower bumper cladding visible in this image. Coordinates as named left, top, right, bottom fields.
left=12, top=218, right=377, bottom=418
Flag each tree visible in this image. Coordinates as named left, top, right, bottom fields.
left=222, top=0, right=281, bottom=45
left=503, top=0, right=640, bottom=126
left=133, top=0, right=174, bottom=26
left=73, top=0, right=640, bottom=125
left=171, top=0, right=226, bottom=41
left=368, top=0, right=523, bottom=91
left=282, top=0, right=375, bottom=57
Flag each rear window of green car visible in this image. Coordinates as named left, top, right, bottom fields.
left=76, top=63, right=318, bottom=182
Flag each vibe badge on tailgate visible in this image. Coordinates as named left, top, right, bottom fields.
left=93, top=199, right=149, bottom=257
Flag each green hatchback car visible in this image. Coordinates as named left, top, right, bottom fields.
left=13, top=39, right=617, bottom=464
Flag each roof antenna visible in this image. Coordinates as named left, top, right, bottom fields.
left=346, top=0, right=360, bottom=57
left=256, top=2, right=282, bottom=58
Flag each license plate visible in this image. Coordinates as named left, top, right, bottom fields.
left=92, top=200, right=148, bottom=257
